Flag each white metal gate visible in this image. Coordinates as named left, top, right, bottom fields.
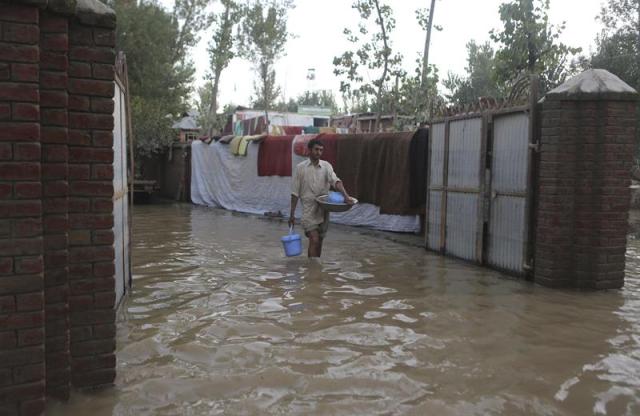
left=426, top=107, right=533, bottom=275
left=113, top=76, right=131, bottom=308
left=486, top=110, right=531, bottom=273
left=427, top=116, right=486, bottom=263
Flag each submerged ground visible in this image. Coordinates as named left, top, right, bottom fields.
left=48, top=203, right=640, bottom=415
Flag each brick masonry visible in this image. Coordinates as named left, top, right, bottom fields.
left=0, top=4, right=46, bottom=416
left=67, top=16, right=116, bottom=391
left=534, top=70, right=639, bottom=289
left=0, top=0, right=117, bottom=414
left=40, top=11, right=70, bottom=401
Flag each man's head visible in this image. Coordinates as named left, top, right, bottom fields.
left=307, top=139, right=324, bottom=162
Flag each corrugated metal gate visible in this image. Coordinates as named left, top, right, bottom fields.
left=113, top=62, right=132, bottom=308
left=426, top=107, right=534, bottom=275
left=486, top=111, right=531, bottom=273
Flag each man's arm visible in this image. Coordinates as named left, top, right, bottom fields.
left=326, top=164, right=354, bottom=205
left=290, top=164, right=301, bottom=227
left=335, top=181, right=355, bottom=205
left=289, top=194, right=298, bottom=227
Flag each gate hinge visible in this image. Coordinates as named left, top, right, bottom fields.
left=528, top=142, right=541, bottom=152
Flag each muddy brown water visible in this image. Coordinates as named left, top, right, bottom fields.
left=48, top=204, right=640, bottom=415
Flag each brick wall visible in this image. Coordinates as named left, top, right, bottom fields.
left=67, top=17, right=116, bottom=390
left=40, top=11, right=70, bottom=400
left=534, top=70, right=638, bottom=289
left=0, top=0, right=117, bottom=414
left=0, top=3, right=47, bottom=415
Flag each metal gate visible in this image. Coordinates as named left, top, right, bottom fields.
left=113, top=64, right=131, bottom=308
left=486, top=110, right=531, bottom=273
left=426, top=106, right=534, bottom=275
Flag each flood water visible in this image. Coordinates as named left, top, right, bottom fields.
left=48, top=203, right=640, bottom=415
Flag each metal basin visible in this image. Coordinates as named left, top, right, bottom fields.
left=316, top=195, right=358, bottom=212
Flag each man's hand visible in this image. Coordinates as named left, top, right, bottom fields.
left=344, top=194, right=355, bottom=205
left=288, top=216, right=295, bottom=228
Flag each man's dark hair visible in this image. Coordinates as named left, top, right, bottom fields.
left=308, top=138, right=324, bottom=150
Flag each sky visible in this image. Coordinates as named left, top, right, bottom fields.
left=163, top=0, right=605, bottom=108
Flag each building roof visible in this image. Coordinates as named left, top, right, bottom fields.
left=172, top=110, right=200, bottom=131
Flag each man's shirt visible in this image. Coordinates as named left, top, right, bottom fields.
left=291, top=159, right=340, bottom=229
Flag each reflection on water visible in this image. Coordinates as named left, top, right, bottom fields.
left=47, top=204, right=640, bottom=415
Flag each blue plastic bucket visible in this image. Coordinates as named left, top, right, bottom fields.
left=281, top=227, right=302, bottom=257
left=328, top=191, right=345, bottom=203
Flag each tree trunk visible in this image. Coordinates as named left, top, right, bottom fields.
left=420, top=0, right=436, bottom=122
left=207, top=73, right=221, bottom=138
left=421, top=0, right=436, bottom=88
left=374, top=0, right=390, bottom=133
left=636, top=1, right=640, bottom=90
left=635, top=0, right=640, bottom=160
left=262, top=62, right=270, bottom=130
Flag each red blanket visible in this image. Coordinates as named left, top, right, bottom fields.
left=293, top=134, right=316, bottom=157
left=258, top=135, right=295, bottom=177
left=282, top=126, right=303, bottom=135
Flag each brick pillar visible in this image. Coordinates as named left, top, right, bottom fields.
left=67, top=16, right=116, bottom=389
left=0, top=3, right=46, bottom=415
left=40, top=11, right=70, bottom=400
left=535, top=69, right=639, bottom=289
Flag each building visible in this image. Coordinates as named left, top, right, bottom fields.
left=172, top=110, right=201, bottom=142
left=330, top=113, right=414, bottom=133
left=224, top=107, right=331, bottom=136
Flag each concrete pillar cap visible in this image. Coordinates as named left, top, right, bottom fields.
left=544, top=69, right=638, bottom=101
left=0, top=0, right=115, bottom=28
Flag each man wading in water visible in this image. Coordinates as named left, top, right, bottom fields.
left=289, top=139, right=354, bottom=257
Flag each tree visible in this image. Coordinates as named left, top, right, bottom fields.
left=171, top=0, right=211, bottom=66
left=297, top=90, right=339, bottom=113
left=416, top=0, right=442, bottom=120
left=333, top=0, right=404, bottom=130
left=490, top=0, right=581, bottom=93
left=443, top=41, right=503, bottom=105
left=203, top=0, right=242, bottom=136
left=112, top=0, right=201, bottom=163
left=238, top=0, right=294, bottom=123
left=109, top=0, right=208, bottom=168
left=388, top=57, right=443, bottom=124
left=249, top=71, right=282, bottom=110
left=591, top=0, right=640, bottom=91
left=590, top=0, right=640, bottom=159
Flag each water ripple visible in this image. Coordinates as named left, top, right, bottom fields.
left=47, top=204, right=640, bottom=416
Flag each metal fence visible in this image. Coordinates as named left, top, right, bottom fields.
left=426, top=105, right=535, bottom=275
left=113, top=57, right=132, bottom=308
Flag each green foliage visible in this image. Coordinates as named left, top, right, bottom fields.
left=270, top=98, right=298, bottom=113
left=490, top=0, right=581, bottom=93
left=130, top=97, right=175, bottom=158
left=591, top=0, right=640, bottom=90
left=196, top=82, right=218, bottom=134
left=297, top=90, right=339, bottom=113
left=202, top=0, right=242, bottom=135
left=333, top=0, right=404, bottom=116
left=443, top=41, right=503, bottom=105
left=249, top=68, right=282, bottom=110
left=415, top=6, right=442, bottom=32
left=590, top=0, right=640, bottom=159
left=599, top=0, right=640, bottom=33
left=238, top=0, right=294, bottom=113
left=172, top=0, right=211, bottom=64
left=394, top=58, right=442, bottom=120
left=112, top=0, right=205, bottom=159
left=591, top=31, right=639, bottom=89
